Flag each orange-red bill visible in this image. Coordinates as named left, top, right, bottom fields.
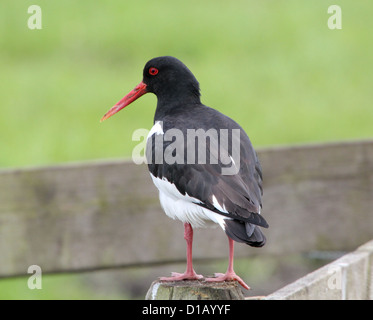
left=100, top=81, right=148, bottom=122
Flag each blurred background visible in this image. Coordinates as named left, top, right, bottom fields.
left=0, top=0, right=372, bottom=299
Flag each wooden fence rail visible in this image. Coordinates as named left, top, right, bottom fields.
left=0, top=140, right=372, bottom=279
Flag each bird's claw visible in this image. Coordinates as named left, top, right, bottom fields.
left=160, top=271, right=203, bottom=281
left=205, top=272, right=250, bottom=290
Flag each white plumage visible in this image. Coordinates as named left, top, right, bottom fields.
left=150, top=174, right=229, bottom=230
left=147, top=120, right=164, bottom=138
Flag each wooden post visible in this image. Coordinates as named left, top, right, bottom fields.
left=145, top=280, right=245, bottom=300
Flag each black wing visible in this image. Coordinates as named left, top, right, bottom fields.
left=147, top=105, right=268, bottom=229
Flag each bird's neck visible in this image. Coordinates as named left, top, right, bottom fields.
left=154, top=92, right=201, bottom=121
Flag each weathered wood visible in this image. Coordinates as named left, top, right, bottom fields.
left=145, top=280, right=244, bottom=300
left=0, top=139, right=372, bottom=278
left=266, top=239, right=373, bottom=300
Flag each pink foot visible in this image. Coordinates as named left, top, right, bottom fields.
left=160, top=271, right=203, bottom=281
left=205, top=272, right=250, bottom=290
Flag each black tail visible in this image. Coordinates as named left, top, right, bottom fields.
left=224, top=220, right=266, bottom=247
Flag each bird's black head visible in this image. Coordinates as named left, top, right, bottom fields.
left=143, top=56, right=200, bottom=104
left=101, top=56, right=201, bottom=122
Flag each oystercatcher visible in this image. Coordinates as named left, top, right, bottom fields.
left=101, top=56, right=268, bottom=290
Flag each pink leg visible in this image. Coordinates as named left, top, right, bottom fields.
left=160, top=222, right=203, bottom=281
left=205, top=237, right=250, bottom=290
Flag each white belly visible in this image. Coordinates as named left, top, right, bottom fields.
left=150, top=174, right=229, bottom=230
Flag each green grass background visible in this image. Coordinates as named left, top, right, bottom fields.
left=0, top=0, right=372, bottom=299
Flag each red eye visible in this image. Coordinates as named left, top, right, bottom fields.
left=149, top=67, right=159, bottom=76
